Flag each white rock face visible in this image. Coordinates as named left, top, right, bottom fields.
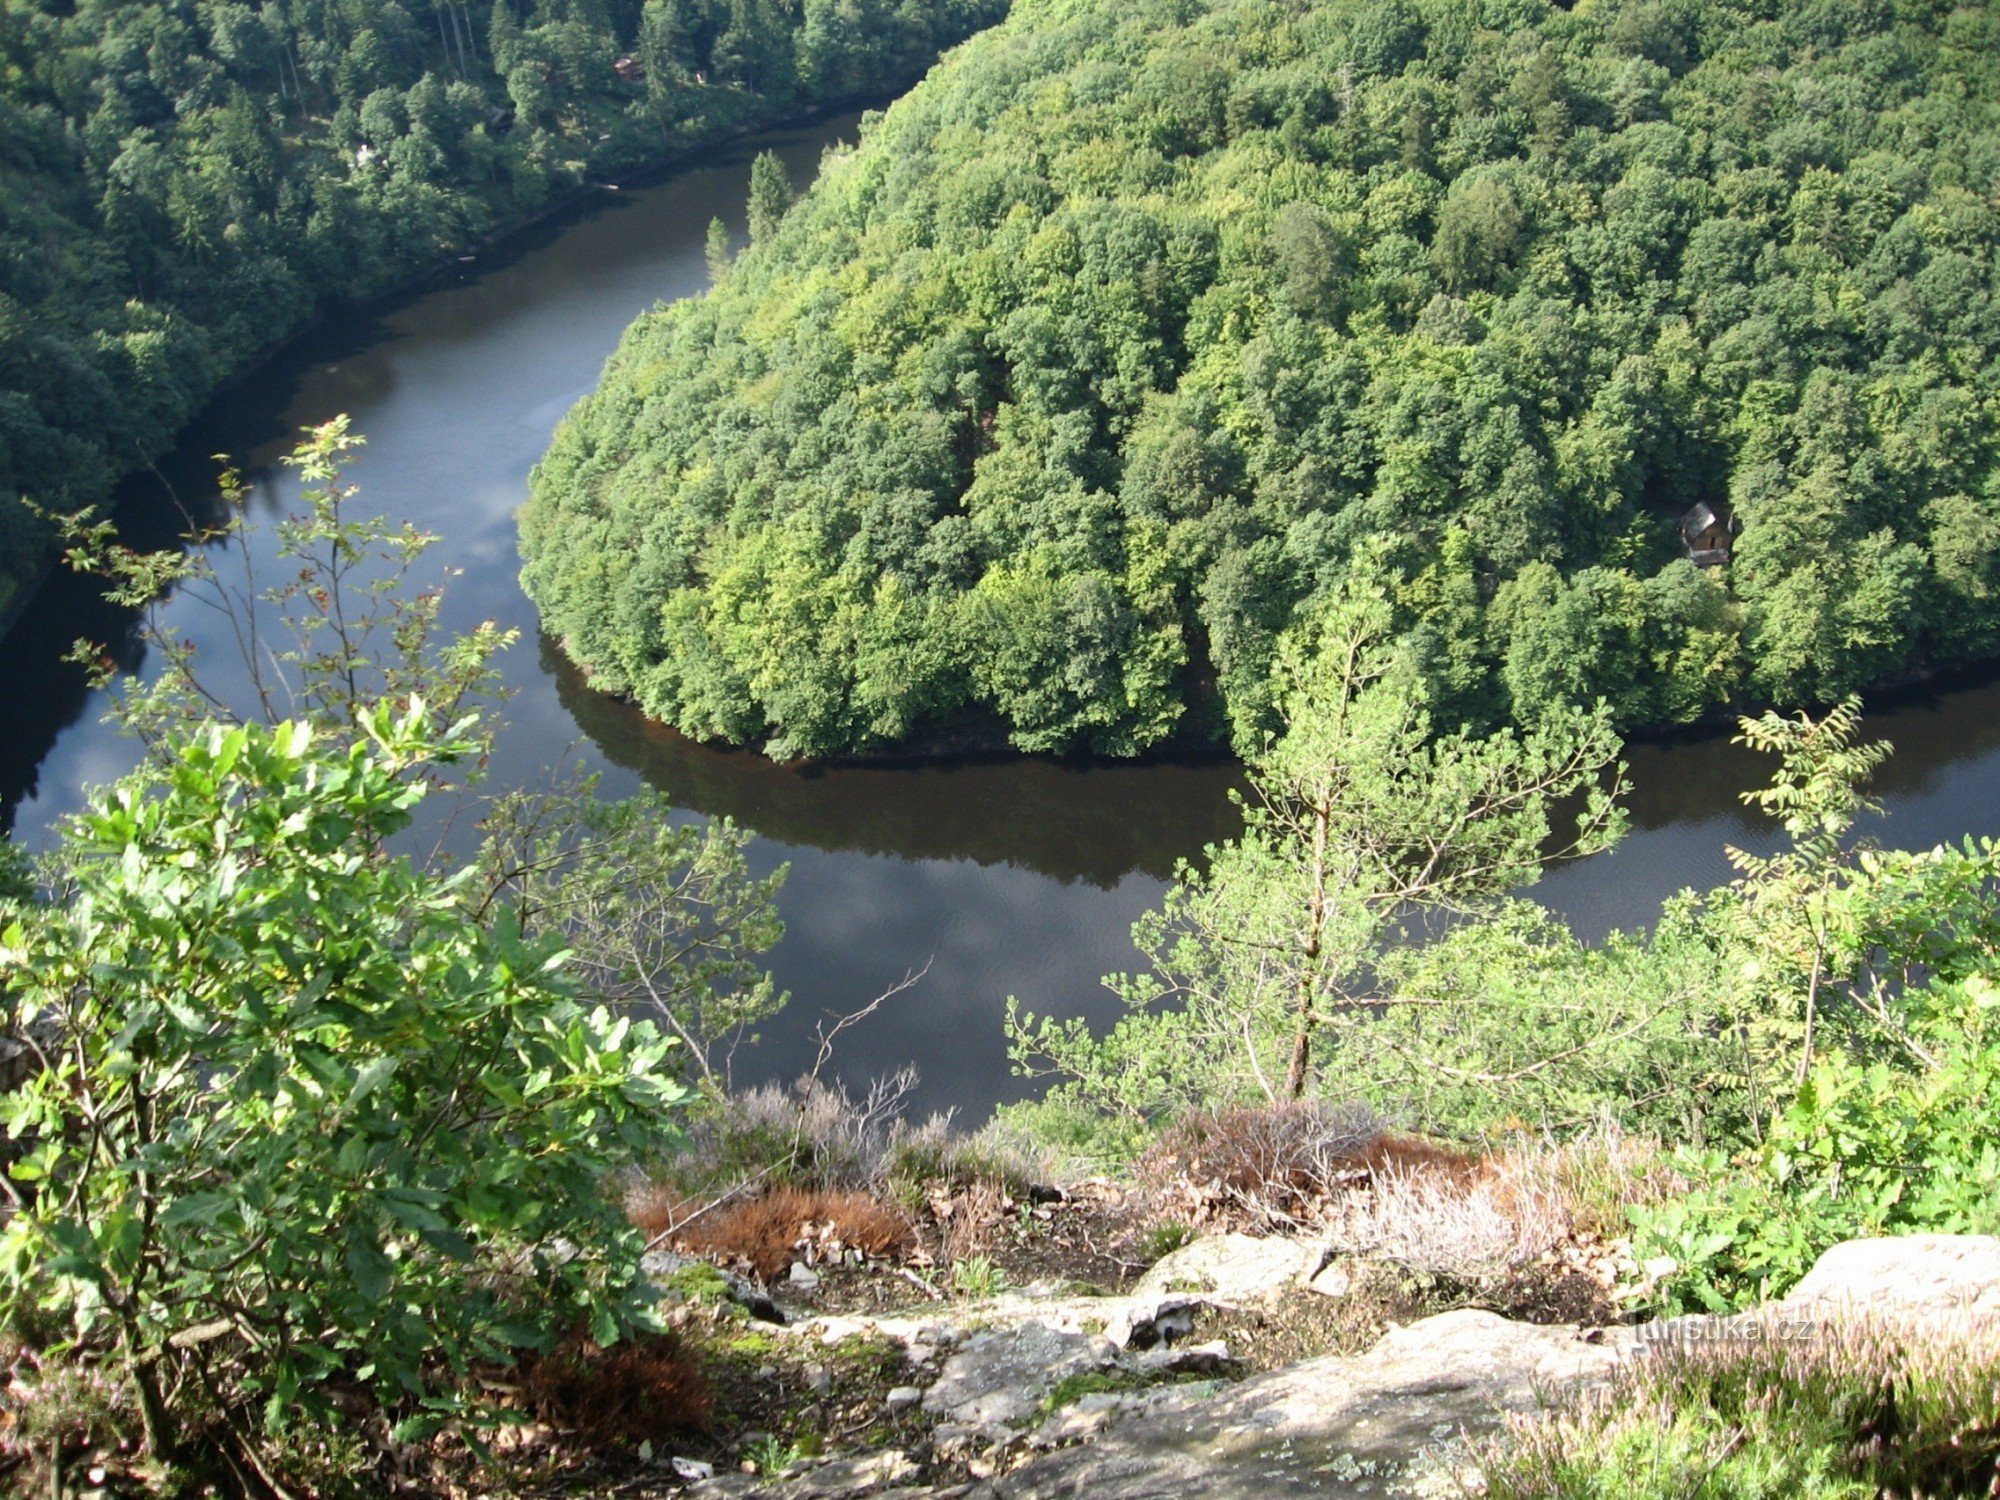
left=986, top=1310, right=1634, bottom=1499
left=1777, top=1234, right=2000, bottom=1320
left=922, top=1321, right=1124, bottom=1426
left=1133, top=1232, right=1321, bottom=1303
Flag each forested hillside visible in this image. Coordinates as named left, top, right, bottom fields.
left=523, top=0, right=2000, bottom=759
left=0, top=0, right=1005, bottom=627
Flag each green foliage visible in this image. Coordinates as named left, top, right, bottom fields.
left=524, top=0, right=2000, bottom=758
left=0, top=705, right=686, bottom=1458
left=0, top=0, right=1007, bottom=619
left=1633, top=973, right=2000, bottom=1317
left=61, top=418, right=515, bottom=751
left=706, top=214, right=734, bottom=284
left=57, top=419, right=791, bottom=1089
left=478, top=784, right=789, bottom=1086
left=947, top=1253, right=1008, bottom=1299
left=747, top=149, right=795, bottom=244
left=1137, top=1221, right=1197, bottom=1264
left=1365, top=895, right=1750, bottom=1142
left=1008, top=584, right=1624, bottom=1121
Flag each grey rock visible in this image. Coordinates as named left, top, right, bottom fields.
left=1306, top=1259, right=1353, bottom=1299
left=1777, top=1234, right=2000, bottom=1320
left=923, top=1321, right=1123, bottom=1427
left=643, top=1248, right=788, bottom=1324
left=693, top=1449, right=918, bottom=1498
left=886, top=1385, right=926, bottom=1413
left=1134, top=1234, right=1318, bottom=1304
left=933, top=1421, right=1016, bottom=1463
left=1108, top=1295, right=1198, bottom=1351
left=791, top=1261, right=824, bottom=1290
left=989, top=1310, right=1631, bottom=1499
left=1134, top=1339, right=1232, bottom=1377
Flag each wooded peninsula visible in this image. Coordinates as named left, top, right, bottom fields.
left=524, top=0, right=2000, bottom=758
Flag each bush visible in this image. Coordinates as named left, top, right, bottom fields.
left=1632, top=975, right=2000, bottom=1316
left=1483, top=1318, right=2000, bottom=1498
left=1138, top=1100, right=1391, bottom=1229
left=517, top=1332, right=712, bottom=1445
left=0, top=706, right=686, bottom=1461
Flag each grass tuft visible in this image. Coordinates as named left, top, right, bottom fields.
left=1484, top=1317, right=2000, bottom=1498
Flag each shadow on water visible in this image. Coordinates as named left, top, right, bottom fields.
left=546, top=636, right=1246, bottom=887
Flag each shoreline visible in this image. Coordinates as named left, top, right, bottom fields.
left=0, top=85, right=908, bottom=645
left=554, top=634, right=2000, bottom=777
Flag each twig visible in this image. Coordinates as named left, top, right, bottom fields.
left=890, top=1265, right=945, bottom=1301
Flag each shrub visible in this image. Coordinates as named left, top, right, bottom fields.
left=1139, top=1100, right=1464, bottom=1230
left=948, top=1255, right=1008, bottom=1300
left=1483, top=1318, right=2000, bottom=1498
left=1632, top=975, right=2000, bottom=1315
left=659, top=1073, right=934, bottom=1198
left=0, top=707, right=686, bottom=1462
left=516, top=1332, right=712, bottom=1445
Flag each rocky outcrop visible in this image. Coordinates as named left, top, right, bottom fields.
left=682, top=1233, right=2000, bottom=1500
left=984, top=1311, right=1629, bottom=1499
left=1775, top=1233, right=2000, bottom=1319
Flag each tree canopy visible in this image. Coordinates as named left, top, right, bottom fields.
left=522, top=0, right=2000, bottom=759
left=0, top=0, right=1005, bottom=625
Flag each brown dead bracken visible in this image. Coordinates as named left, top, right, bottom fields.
left=634, top=1185, right=913, bottom=1282
left=516, top=1331, right=712, bottom=1444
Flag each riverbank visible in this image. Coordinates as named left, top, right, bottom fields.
left=0, top=81, right=933, bottom=649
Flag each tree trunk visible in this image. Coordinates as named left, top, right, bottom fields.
left=1284, top=794, right=1333, bottom=1099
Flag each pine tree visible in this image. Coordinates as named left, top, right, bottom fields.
left=746, top=149, right=792, bottom=246
left=705, top=215, right=733, bottom=283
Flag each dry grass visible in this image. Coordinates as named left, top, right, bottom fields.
left=1139, top=1100, right=1485, bottom=1232
left=927, top=1177, right=1012, bottom=1267
left=645, top=1076, right=1054, bottom=1207
left=515, top=1331, right=713, bottom=1445
left=641, top=1185, right=914, bottom=1281
left=1323, top=1155, right=1564, bottom=1281
left=1502, top=1124, right=1686, bottom=1238
left=1135, top=1105, right=1675, bottom=1305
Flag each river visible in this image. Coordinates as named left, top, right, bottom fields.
left=6, top=107, right=2000, bottom=1123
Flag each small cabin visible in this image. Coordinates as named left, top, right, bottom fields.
left=613, top=55, right=645, bottom=82
left=1681, top=501, right=1734, bottom=567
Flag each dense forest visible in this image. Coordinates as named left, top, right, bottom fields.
left=0, top=0, right=1006, bottom=628
left=523, top=0, right=2000, bottom=759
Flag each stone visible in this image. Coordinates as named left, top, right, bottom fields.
left=886, top=1385, right=925, bottom=1413
left=988, top=1309, right=1633, bottom=1498
left=1133, top=1339, right=1232, bottom=1376
left=1306, top=1260, right=1353, bottom=1299
left=791, top=1261, right=823, bottom=1290
left=933, top=1422, right=1016, bottom=1464
left=1105, top=1295, right=1198, bottom=1350
left=806, top=1364, right=834, bottom=1397
left=1776, top=1234, right=2000, bottom=1321
left=1134, top=1233, right=1319, bottom=1304
left=693, top=1449, right=918, bottom=1498
left=644, top=1248, right=787, bottom=1324
left=922, top=1321, right=1124, bottom=1427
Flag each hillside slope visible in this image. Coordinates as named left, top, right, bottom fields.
left=524, top=0, right=2000, bottom=759
left=0, top=0, right=1004, bottom=627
